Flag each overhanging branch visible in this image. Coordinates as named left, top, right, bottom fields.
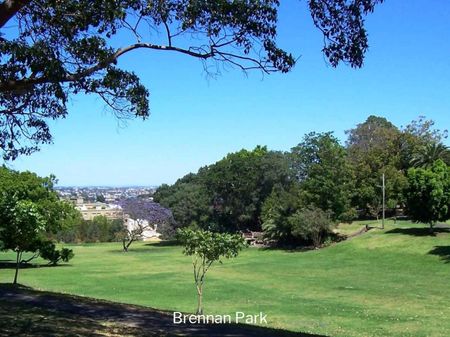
left=0, top=0, right=31, bottom=28
left=0, top=42, right=214, bottom=93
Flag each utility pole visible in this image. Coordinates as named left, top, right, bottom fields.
left=382, top=173, right=385, bottom=229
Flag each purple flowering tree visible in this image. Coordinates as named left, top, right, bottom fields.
left=118, top=199, right=173, bottom=252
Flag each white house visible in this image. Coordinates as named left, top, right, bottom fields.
left=124, top=217, right=161, bottom=240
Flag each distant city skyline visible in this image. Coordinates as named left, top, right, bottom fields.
left=3, top=0, right=449, bottom=186
left=55, top=185, right=159, bottom=188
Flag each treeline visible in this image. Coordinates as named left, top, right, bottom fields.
left=56, top=199, right=174, bottom=243
left=55, top=216, right=124, bottom=243
left=154, top=116, right=450, bottom=246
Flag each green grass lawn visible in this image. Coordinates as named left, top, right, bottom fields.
left=1, top=221, right=449, bottom=337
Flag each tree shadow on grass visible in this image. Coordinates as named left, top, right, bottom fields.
left=145, top=240, right=180, bottom=247
left=106, top=241, right=181, bottom=254
left=0, top=284, right=327, bottom=337
left=385, top=227, right=450, bottom=237
left=106, top=247, right=176, bottom=254
left=0, top=261, right=72, bottom=269
left=428, top=246, right=450, bottom=263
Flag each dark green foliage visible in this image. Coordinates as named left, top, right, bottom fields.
left=39, top=240, right=74, bottom=266
left=261, top=189, right=335, bottom=247
left=154, top=177, right=210, bottom=232
left=309, top=0, right=384, bottom=68
left=0, top=0, right=290, bottom=159
left=261, top=184, right=302, bottom=244
left=262, top=132, right=352, bottom=246
left=0, top=0, right=382, bottom=160
left=346, top=116, right=406, bottom=217
left=155, top=147, right=291, bottom=232
left=177, top=228, right=246, bottom=314
left=410, top=143, right=450, bottom=168
left=289, top=205, right=334, bottom=248
left=203, top=147, right=291, bottom=231
left=291, top=132, right=355, bottom=221
left=405, top=160, right=450, bottom=231
left=400, top=116, right=448, bottom=169
left=57, top=216, right=124, bottom=243
left=0, top=166, right=76, bottom=283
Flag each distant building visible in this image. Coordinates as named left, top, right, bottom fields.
left=76, top=202, right=123, bottom=221
left=124, top=216, right=161, bottom=240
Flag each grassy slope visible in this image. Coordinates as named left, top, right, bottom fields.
left=1, top=221, right=449, bottom=337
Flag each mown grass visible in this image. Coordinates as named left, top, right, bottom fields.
left=1, top=221, right=449, bottom=337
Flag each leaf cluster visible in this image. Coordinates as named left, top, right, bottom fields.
left=177, top=228, right=245, bottom=262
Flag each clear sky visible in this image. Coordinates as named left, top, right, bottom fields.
left=3, top=0, right=450, bottom=186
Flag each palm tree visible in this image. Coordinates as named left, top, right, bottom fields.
left=410, top=142, right=450, bottom=168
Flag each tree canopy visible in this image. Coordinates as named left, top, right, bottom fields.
left=0, top=166, right=76, bottom=283
left=291, top=132, right=355, bottom=221
left=177, top=228, right=245, bottom=314
left=156, top=115, right=449, bottom=246
left=154, top=146, right=291, bottom=233
left=345, top=116, right=406, bottom=217
left=405, top=160, right=450, bottom=232
left=1, top=0, right=383, bottom=160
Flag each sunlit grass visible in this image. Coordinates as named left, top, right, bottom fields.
left=1, top=220, right=449, bottom=337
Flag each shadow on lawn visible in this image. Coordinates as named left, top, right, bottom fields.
left=385, top=227, right=450, bottom=237
left=107, top=241, right=181, bottom=254
left=146, top=240, right=180, bottom=247
left=0, top=261, right=71, bottom=269
left=0, top=284, right=327, bottom=337
left=428, top=246, right=450, bottom=263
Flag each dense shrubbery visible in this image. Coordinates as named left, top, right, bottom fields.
left=154, top=146, right=291, bottom=233
left=290, top=206, right=334, bottom=248
left=56, top=216, right=124, bottom=243
left=39, top=240, right=74, bottom=266
left=0, top=167, right=77, bottom=283
left=155, top=116, right=450, bottom=247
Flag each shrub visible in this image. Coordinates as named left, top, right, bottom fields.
left=39, top=240, right=74, bottom=266
left=289, top=205, right=334, bottom=248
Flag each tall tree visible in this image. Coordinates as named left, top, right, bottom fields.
left=405, top=160, right=450, bottom=233
left=261, top=183, right=302, bottom=245
left=291, top=132, right=355, bottom=221
left=0, top=166, right=74, bottom=283
left=155, top=147, right=291, bottom=232
left=154, top=175, right=211, bottom=232
left=400, top=116, right=449, bottom=170
left=346, top=116, right=406, bottom=217
left=0, top=0, right=383, bottom=160
left=205, top=147, right=292, bottom=231
left=410, top=143, right=450, bottom=168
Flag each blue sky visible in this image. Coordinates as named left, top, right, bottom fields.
left=5, top=0, right=450, bottom=186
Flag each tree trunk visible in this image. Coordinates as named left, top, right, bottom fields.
left=125, top=239, right=134, bottom=252
left=13, top=250, right=21, bottom=285
left=122, top=239, right=128, bottom=252
left=196, top=286, right=203, bottom=315
left=429, top=222, right=434, bottom=234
